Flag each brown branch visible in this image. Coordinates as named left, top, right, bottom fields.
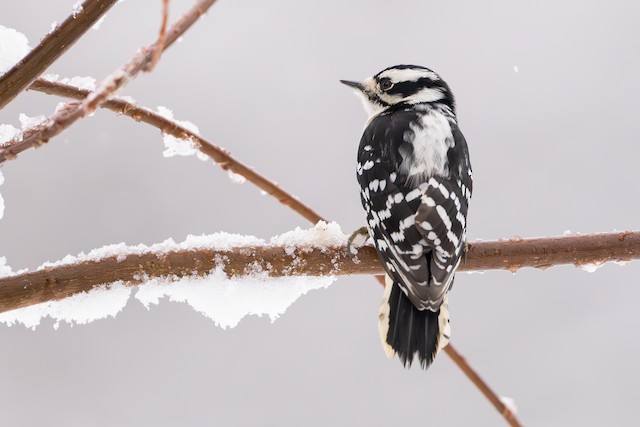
left=0, top=0, right=118, bottom=109
left=27, top=78, right=325, bottom=224
left=445, top=344, right=520, bottom=427
left=146, top=0, right=170, bottom=72
left=1, top=231, right=637, bottom=314
left=0, top=0, right=217, bottom=163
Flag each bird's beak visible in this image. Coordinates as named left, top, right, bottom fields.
left=340, top=80, right=365, bottom=91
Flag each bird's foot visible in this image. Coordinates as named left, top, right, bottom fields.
left=347, top=226, right=370, bottom=255
left=463, top=240, right=470, bottom=265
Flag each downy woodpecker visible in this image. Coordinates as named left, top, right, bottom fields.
left=341, top=65, right=472, bottom=368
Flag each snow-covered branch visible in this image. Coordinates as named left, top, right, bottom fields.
left=0, top=0, right=217, bottom=163
left=1, top=229, right=637, bottom=315
left=26, top=78, right=325, bottom=223
left=0, top=0, right=118, bottom=109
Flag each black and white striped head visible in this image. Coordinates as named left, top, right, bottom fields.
left=341, top=65, right=455, bottom=117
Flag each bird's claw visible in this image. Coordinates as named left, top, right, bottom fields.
left=347, top=226, right=370, bottom=256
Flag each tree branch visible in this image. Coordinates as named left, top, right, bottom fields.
left=444, top=344, right=521, bottom=427
left=145, top=0, right=170, bottom=72
left=0, top=0, right=118, bottom=109
left=0, top=0, right=217, bottom=163
left=26, top=78, right=325, bottom=223
left=1, top=231, right=637, bottom=315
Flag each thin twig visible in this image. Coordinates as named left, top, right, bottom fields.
left=27, top=78, right=324, bottom=223
left=146, top=0, right=170, bottom=72
left=0, top=0, right=119, bottom=109
left=0, top=0, right=217, bottom=163
left=445, top=345, right=520, bottom=427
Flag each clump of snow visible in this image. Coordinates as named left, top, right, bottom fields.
left=579, top=262, right=603, bottom=273
left=270, top=221, right=347, bottom=255
left=513, top=65, right=519, bottom=73
left=62, top=76, right=96, bottom=90
left=0, top=282, right=131, bottom=330
left=136, top=269, right=335, bottom=329
left=0, top=124, right=20, bottom=144
left=1, top=256, right=15, bottom=277
left=500, top=396, right=518, bottom=415
left=72, top=2, right=83, bottom=18
left=36, top=232, right=267, bottom=270
left=49, top=21, right=58, bottom=34
left=19, top=113, right=47, bottom=131
left=227, top=170, right=246, bottom=184
left=156, top=106, right=208, bottom=160
left=42, top=74, right=97, bottom=91
left=0, top=25, right=30, bottom=74
left=0, top=170, right=5, bottom=220
left=115, top=95, right=136, bottom=104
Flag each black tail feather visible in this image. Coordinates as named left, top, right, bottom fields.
left=379, top=280, right=447, bottom=369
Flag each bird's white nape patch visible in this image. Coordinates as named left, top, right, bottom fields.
left=405, top=87, right=445, bottom=104
left=379, top=68, right=440, bottom=84
left=378, top=275, right=396, bottom=358
left=400, top=109, right=453, bottom=185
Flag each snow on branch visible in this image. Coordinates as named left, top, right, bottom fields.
left=0, top=228, right=637, bottom=316
left=0, top=0, right=119, bottom=108
left=0, top=0, right=218, bottom=163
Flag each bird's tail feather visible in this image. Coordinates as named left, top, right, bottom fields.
left=378, top=276, right=450, bottom=368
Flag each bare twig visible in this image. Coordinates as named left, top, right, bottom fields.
left=27, top=78, right=324, bottom=223
left=1, top=230, right=637, bottom=314
left=0, top=0, right=119, bottom=109
left=146, top=0, right=170, bottom=72
left=445, top=344, right=520, bottom=427
left=0, top=0, right=217, bottom=163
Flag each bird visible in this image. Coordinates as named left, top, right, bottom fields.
left=341, top=65, right=472, bottom=369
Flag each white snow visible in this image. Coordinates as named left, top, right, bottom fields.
left=227, top=170, right=246, bottom=184
left=0, top=257, right=26, bottom=278
left=19, top=113, right=47, bottom=131
left=270, top=221, right=347, bottom=255
left=49, top=21, right=58, bottom=34
left=72, top=2, right=83, bottom=18
left=42, top=74, right=97, bottom=91
left=156, top=106, right=208, bottom=160
left=500, top=396, right=518, bottom=415
left=0, top=223, right=343, bottom=330
left=115, top=95, right=136, bottom=104
left=580, top=262, right=603, bottom=273
left=0, top=170, right=4, bottom=220
left=0, top=25, right=30, bottom=74
left=37, top=232, right=266, bottom=270
left=0, top=124, right=20, bottom=144
left=513, top=65, right=519, bottom=73
left=0, top=282, right=131, bottom=330
left=136, top=269, right=335, bottom=329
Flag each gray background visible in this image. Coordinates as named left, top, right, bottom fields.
left=1, top=0, right=639, bottom=425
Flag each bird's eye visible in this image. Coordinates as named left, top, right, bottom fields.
left=379, top=79, right=393, bottom=91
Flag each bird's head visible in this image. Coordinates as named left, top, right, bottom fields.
left=340, top=65, right=454, bottom=117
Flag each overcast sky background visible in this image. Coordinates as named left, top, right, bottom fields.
left=1, top=0, right=640, bottom=425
